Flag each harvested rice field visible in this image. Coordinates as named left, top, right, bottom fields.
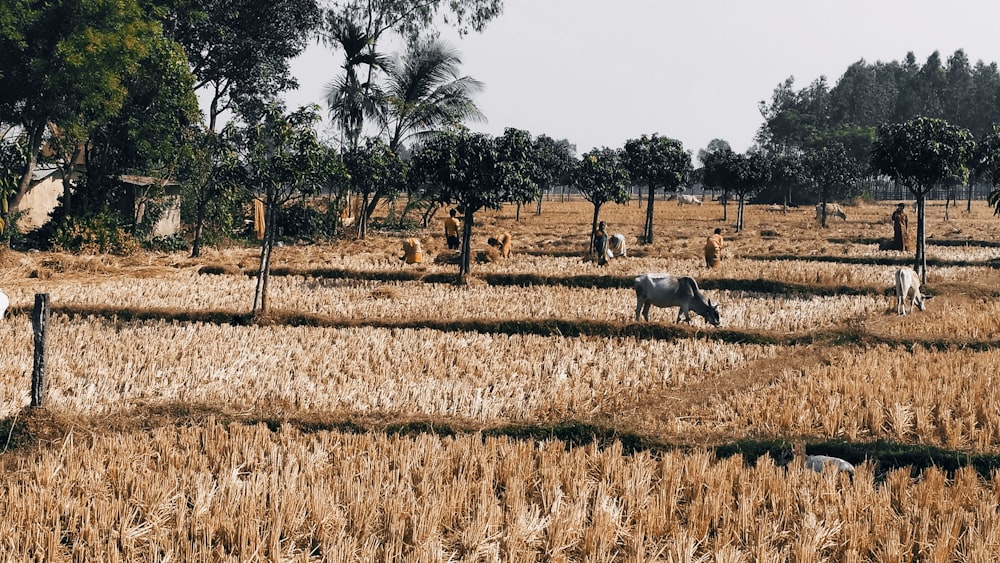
left=3, top=198, right=1000, bottom=560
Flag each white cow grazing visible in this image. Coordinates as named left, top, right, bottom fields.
left=607, top=233, right=627, bottom=258
left=894, top=267, right=926, bottom=315
left=815, top=202, right=847, bottom=221
left=0, top=289, right=8, bottom=320
left=634, top=273, right=720, bottom=326
left=677, top=194, right=703, bottom=206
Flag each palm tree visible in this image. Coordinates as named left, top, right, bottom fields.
left=378, top=38, right=485, bottom=153
left=362, top=39, right=484, bottom=222
left=323, top=15, right=386, bottom=149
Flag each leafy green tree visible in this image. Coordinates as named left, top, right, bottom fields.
left=762, top=150, right=806, bottom=207
left=321, top=0, right=502, bottom=148
left=408, top=127, right=535, bottom=280
left=624, top=134, right=692, bottom=244
left=379, top=38, right=485, bottom=153
left=871, top=116, right=974, bottom=281
left=572, top=148, right=631, bottom=256
left=494, top=128, right=541, bottom=223
left=360, top=38, right=483, bottom=222
left=731, top=151, right=771, bottom=232
left=408, top=130, right=495, bottom=279
left=532, top=135, right=576, bottom=215
left=77, top=33, right=200, bottom=224
left=344, top=137, right=405, bottom=239
left=323, top=0, right=503, bottom=45
left=975, top=125, right=1000, bottom=217
left=162, top=0, right=322, bottom=132
left=177, top=127, right=242, bottom=257
left=803, top=144, right=863, bottom=227
left=0, top=0, right=166, bottom=209
left=226, top=104, right=339, bottom=314
left=0, top=140, right=26, bottom=233
left=323, top=15, right=388, bottom=148
left=699, top=139, right=736, bottom=220
left=828, top=60, right=897, bottom=129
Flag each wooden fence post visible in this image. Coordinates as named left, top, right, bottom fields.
left=31, top=294, right=49, bottom=408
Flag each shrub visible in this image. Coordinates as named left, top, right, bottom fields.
left=145, top=234, right=189, bottom=253
left=50, top=209, right=141, bottom=255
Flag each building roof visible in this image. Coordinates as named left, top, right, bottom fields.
left=118, top=175, right=179, bottom=187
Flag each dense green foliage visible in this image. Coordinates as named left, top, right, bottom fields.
left=871, top=116, right=975, bottom=279
left=572, top=148, right=631, bottom=253
left=623, top=134, right=692, bottom=244
left=408, top=127, right=538, bottom=279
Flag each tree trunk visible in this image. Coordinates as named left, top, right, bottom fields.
left=357, top=192, right=370, bottom=239
left=190, top=200, right=207, bottom=258
left=253, top=200, right=277, bottom=315
left=721, top=190, right=729, bottom=222
left=459, top=210, right=475, bottom=282
left=736, top=194, right=745, bottom=232
left=590, top=203, right=602, bottom=255
left=643, top=186, right=655, bottom=244
left=915, top=193, right=927, bottom=284
left=11, top=119, right=47, bottom=212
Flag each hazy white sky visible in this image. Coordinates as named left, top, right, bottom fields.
left=285, top=0, right=1000, bottom=160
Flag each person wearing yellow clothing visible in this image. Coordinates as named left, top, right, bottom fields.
left=704, top=227, right=723, bottom=268
left=401, top=237, right=424, bottom=264
left=444, top=209, right=461, bottom=250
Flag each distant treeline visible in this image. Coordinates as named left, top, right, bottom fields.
left=755, top=49, right=1000, bottom=203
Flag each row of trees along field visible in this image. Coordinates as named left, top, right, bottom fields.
left=8, top=3, right=1000, bottom=303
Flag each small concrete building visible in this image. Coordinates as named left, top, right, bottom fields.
left=12, top=164, right=66, bottom=231
left=119, top=175, right=181, bottom=238
left=12, top=168, right=181, bottom=237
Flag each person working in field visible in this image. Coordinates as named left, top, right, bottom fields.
left=400, top=237, right=424, bottom=264
left=892, top=202, right=910, bottom=251
left=705, top=227, right=724, bottom=268
left=607, top=233, right=627, bottom=258
left=593, top=221, right=609, bottom=266
left=444, top=208, right=461, bottom=250
left=487, top=232, right=512, bottom=258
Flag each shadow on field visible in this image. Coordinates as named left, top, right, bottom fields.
left=5, top=407, right=1000, bottom=483
left=717, top=438, right=1000, bottom=483
left=828, top=237, right=1000, bottom=248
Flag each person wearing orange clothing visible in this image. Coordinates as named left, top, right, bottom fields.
left=401, top=237, right=424, bottom=264
left=704, top=227, right=724, bottom=268
left=488, top=232, right=512, bottom=258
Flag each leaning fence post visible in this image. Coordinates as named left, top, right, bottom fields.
left=31, top=294, right=49, bottom=408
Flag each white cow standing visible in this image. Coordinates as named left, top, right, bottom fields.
left=815, top=202, right=847, bottom=221
left=634, top=273, right=720, bottom=326
left=894, top=267, right=926, bottom=315
left=677, top=194, right=703, bottom=206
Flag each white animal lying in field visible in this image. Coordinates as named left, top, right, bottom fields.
left=607, top=233, right=627, bottom=258
left=776, top=446, right=855, bottom=475
left=894, top=267, right=926, bottom=315
left=634, top=273, right=720, bottom=326
left=677, top=194, right=703, bottom=206
left=815, top=202, right=847, bottom=221
left=0, top=289, right=7, bottom=319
